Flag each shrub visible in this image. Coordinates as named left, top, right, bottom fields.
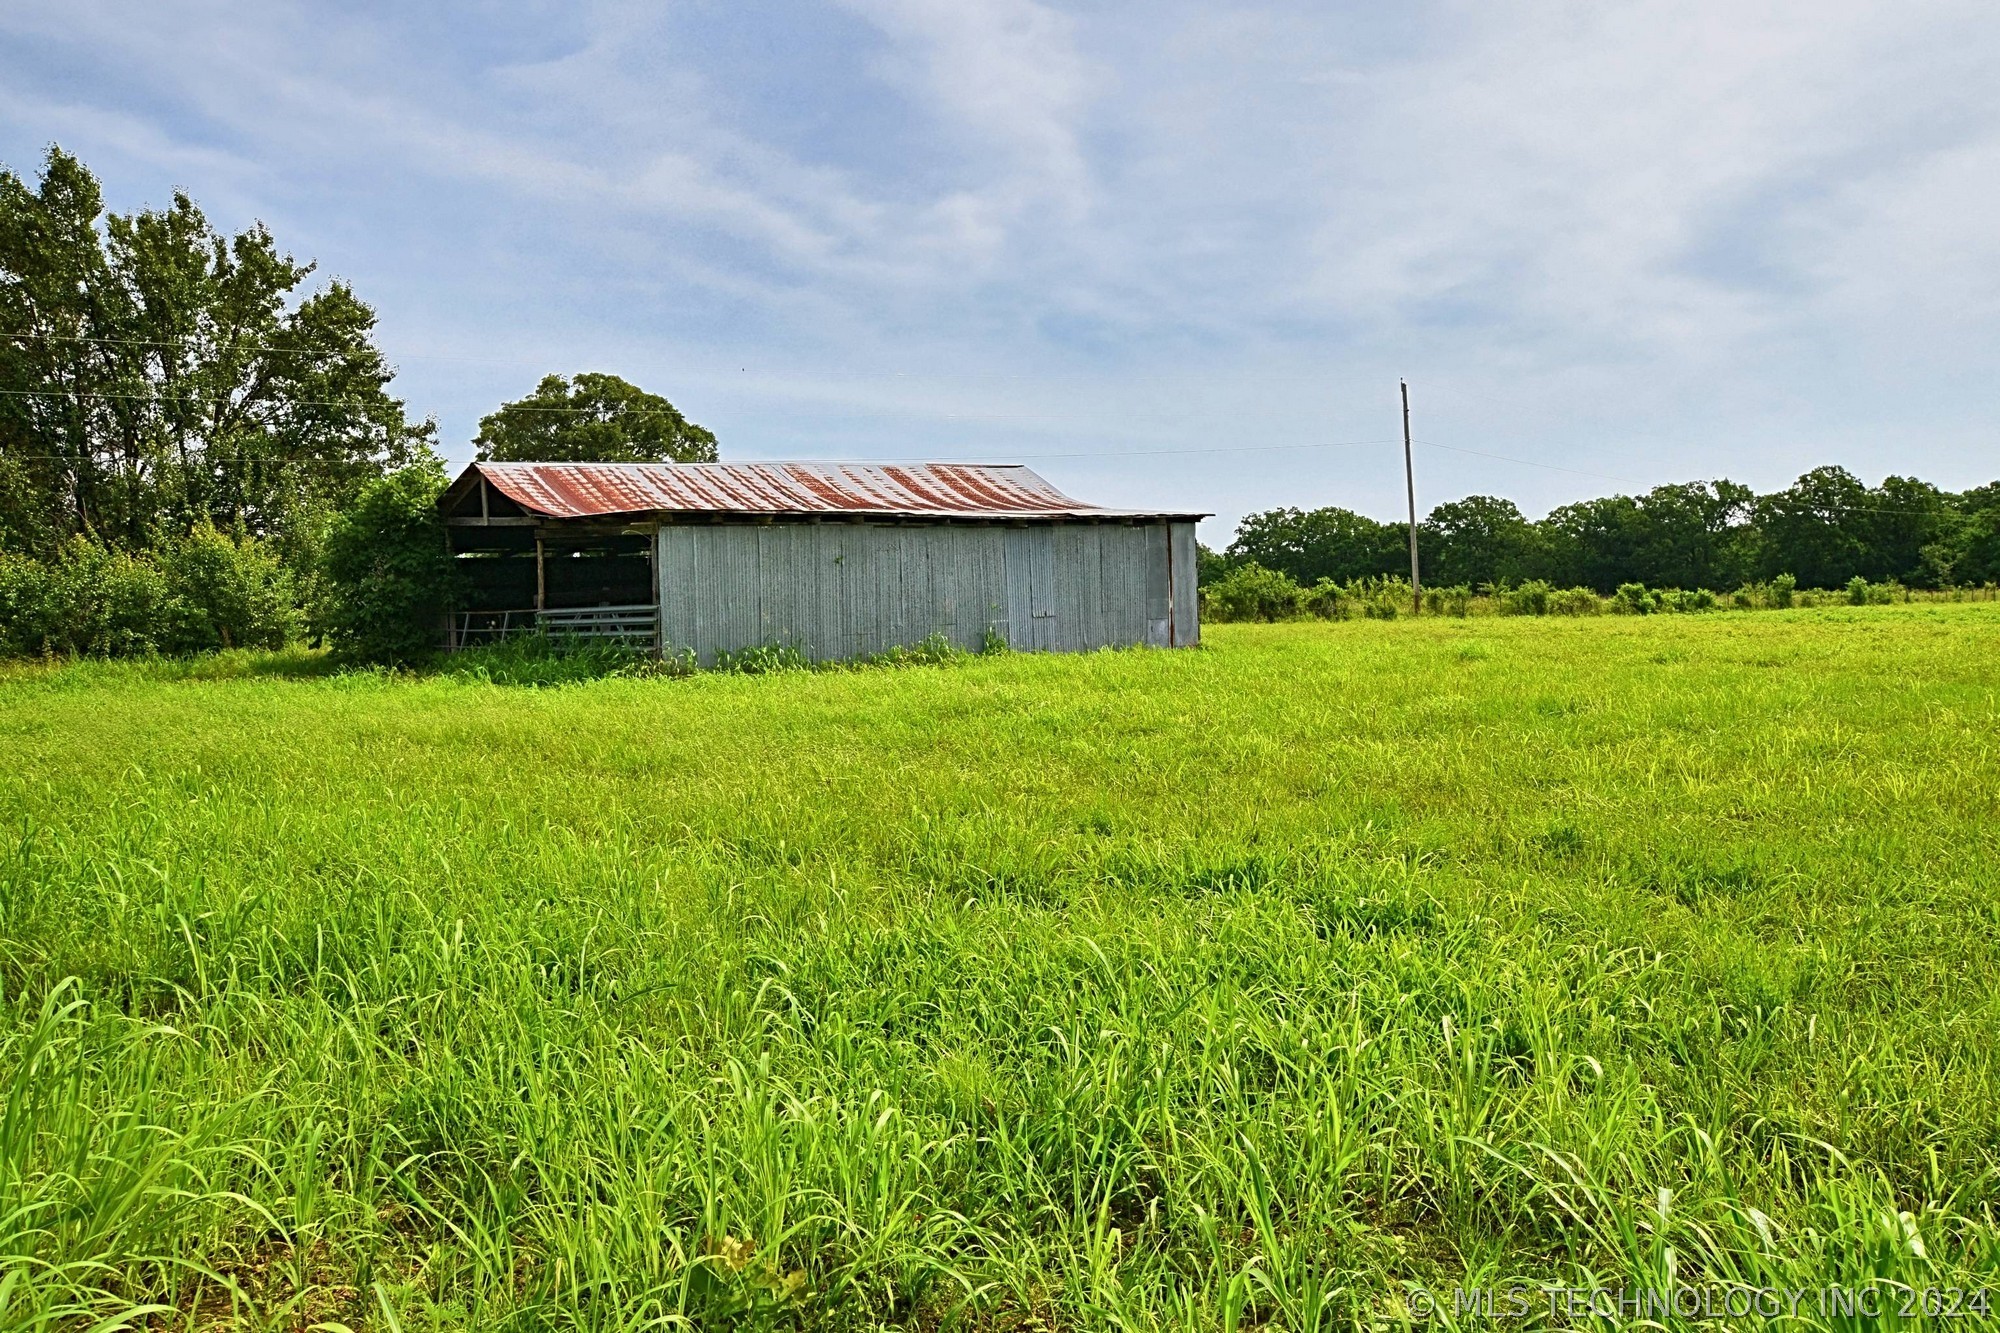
left=0, top=553, right=55, bottom=656
left=1549, top=587, right=1604, bottom=616
left=1770, top=573, right=1797, bottom=609
left=1421, top=584, right=1472, bottom=617
left=0, top=541, right=179, bottom=657
left=1657, top=588, right=1717, bottom=613
left=1302, top=580, right=1350, bottom=620
left=51, top=541, right=176, bottom=655
left=1847, top=574, right=1869, bottom=606
left=1350, top=576, right=1410, bottom=620
left=1497, top=580, right=1553, bottom=616
left=1201, top=562, right=1305, bottom=622
left=157, top=525, right=300, bottom=652
left=320, top=463, right=457, bottom=664
left=1612, top=582, right=1656, bottom=615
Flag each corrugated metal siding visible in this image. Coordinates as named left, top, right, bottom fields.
left=654, top=521, right=1198, bottom=664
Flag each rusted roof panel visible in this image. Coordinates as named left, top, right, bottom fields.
left=457, top=461, right=1205, bottom=522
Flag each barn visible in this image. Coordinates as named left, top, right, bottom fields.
left=438, top=461, right=1206, bottom=662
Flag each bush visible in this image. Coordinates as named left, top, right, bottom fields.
left=1612, top=582, right=1656, bottom=615
left=0, top=540, right=178, bottom=657
left=1201, top=562, right=1305, bottom=622
left=1496, top=580, right=1553, bottom=616
left=1847, top=574, right=1870, bottom=606
left=1421, top=584, right=1472, bottom=617
left=62, top=543, right=176, bottom=655
left=1770, top=573, right=1796, bottom=609
left=0, top=530, right=305, bottom=660
left=321, top=464, right=457, bottom=664
left=1302, top=580, right=1350, bottom=620
left=1549, top=587, right=1604, bottom=616
left=1657, top=588, right=1717, bottom=613
left=0, top=553, right=54, bottom=656
left=1352, top=576, right=1409, bottom=620
left=157, top=525, right=300, bottom=652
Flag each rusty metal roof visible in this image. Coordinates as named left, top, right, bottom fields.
left=453, top=461, right=1206, bottom=522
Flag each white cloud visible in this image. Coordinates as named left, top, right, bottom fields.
left=837, top=0, right=1094, bottom=212
left=4, top=0, right=1998, bottom=530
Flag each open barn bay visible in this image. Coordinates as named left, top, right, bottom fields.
left=2, top=607, right=1998, bottom=1329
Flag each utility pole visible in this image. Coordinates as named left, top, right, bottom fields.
left=1401, top=379, right=1421, bottom=616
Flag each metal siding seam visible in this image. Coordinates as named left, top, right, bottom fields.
left=900, top=528, right=923, bottom=648
left=696, top=527, right=720, bottom=664
left=1080, top=525, right=1108, bottom=649
left=1002, top=527, right=1030, bottom=649
left=1101, top=525, right=1138, bottom=647
left=657, top=527, right=693, bottom=657
left=1124, top=526, right=1151, bottom=646
left=720, top=526, right=758, bottom=658
left=814, top=525, right=842, bottom=663
left=845, top=526, right=873, bottom=655
left=1144, top=523, right=1170, bottom=647
left=1054, top=526, right=1080, bottom=652
left=1029, top=527, right=1057, bottom=652
left=1053, top=525, right=1081, bottom=652
left=983, top=528, right=1008, bottom=648
left=758, top=526, right=789, bottom=649
left=915, top=528, right=940, bottom=646
left=1170, top=522, right=1200, bottom=647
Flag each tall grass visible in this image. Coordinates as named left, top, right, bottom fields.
left=1, top=605, right=1997, bottom=1327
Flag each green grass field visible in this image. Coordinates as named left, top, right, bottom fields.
left=3, top=606, right=1998, bottom=1330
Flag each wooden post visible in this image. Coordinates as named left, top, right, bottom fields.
left=1402, top=379, right=1421, bottom=616
left=649, top=525, right=663, bottom=659
left=534, top=535, right=546, bottom=618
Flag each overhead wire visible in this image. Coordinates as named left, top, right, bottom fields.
left=0, top=365, right=1983, bottom=517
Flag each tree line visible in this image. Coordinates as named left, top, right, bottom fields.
left=1, top=147, right=717, bottom=661
left=7, top=146, right=1996, bottom=662
left=1211, top=471, right=2000, bottom=594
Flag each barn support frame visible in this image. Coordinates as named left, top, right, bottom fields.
left=442, top=517, right=661, bottom=649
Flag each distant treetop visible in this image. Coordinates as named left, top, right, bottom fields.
left=474, top=373, right=718, bottom=465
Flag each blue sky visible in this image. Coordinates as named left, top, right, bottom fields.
left=4, top=1, right=1996, bottom=543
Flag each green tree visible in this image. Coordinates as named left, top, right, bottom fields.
left=1536, top=494, right=1648, bottom=592
left=1933, top=482, right=2000, bottom=586
left=474, top=373, right=718, bottom=464
left=1622, top=480, right=1755, bottom=590
left=1867, top=475, right=1951, bottom=586
left=1226, top=506, right=1403, bottom=585
left=320, top=463, right=456, bottom=664
left=1752, top=467, right=1882, bottom=588
left=1419, top=495, right=1538, bottom=587
left=0, top=146, right=433, bottom=556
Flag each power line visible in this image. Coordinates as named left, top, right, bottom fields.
left=1414, top=438, right=1642, bottom=486
left=862, top=439, right=1396, bottom=463
left=0, top=385, right=692, bottom=417
left=4, top=331, right=366, bottom=358
left=1408, top=439, right=1966, bottom=517
left=0, top=377, right=1983, bottom=516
